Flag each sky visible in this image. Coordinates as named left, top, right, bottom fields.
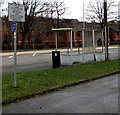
left=0, top=0, right=119, bottom=21
left=62, top=0, right=119, bottom=21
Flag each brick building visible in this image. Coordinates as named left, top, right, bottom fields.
left=2, top=17, right=120, bottom=50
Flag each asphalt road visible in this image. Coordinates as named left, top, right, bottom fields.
left=2, top=47, right=119, bottom=74
left=2, top=53, right=52, bottom=74
left=2, top=74, right=119, bottom=113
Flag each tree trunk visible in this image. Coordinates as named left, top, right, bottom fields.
left=27, top=35, right=31, bottom=49
left=22, top=32, right=27, bottom=49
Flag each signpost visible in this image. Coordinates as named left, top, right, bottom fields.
left=8, top=3, right=25, bottom=87
left=104, top=0, right=109, bottom=61
left=12, top=22, right=17, bottom=31
left=8, top=3, right=25, bottom=22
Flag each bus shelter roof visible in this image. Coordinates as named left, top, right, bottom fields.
left=52, top=28, right=75, bottom=31
left=52, top=28, right=102, bottom=32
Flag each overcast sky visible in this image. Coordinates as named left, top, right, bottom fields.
left=62, top=0, right=119, bottom=21
left=0, top=0, right=119, bottom=21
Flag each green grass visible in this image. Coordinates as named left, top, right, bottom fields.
left=109, top=43, right=120, bottom=46
left=2, top=58, right=120, bottom=101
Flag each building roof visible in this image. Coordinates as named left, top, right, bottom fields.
left=2, top=16, right=119, bottom=33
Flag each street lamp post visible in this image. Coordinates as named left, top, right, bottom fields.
left=104, top=0, right=109, bottom=61
left=82, top=0, right=85, bottom=62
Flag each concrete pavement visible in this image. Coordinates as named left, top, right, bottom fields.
left=1, top=45, right=119, bottom=57
left=2, top=74, right=119, bottom=113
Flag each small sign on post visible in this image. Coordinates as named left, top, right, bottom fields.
left=8, top=3, right=25, bottom=88
left=12, top=22, right=17, bottom=31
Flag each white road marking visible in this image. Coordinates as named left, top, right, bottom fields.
left=9, top=56, right=13, bottom=58
left=32, top=53, right=36, bottom=56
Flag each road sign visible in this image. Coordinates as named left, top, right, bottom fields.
left=8, top=3, right=25, bottom=87
left=8, top=3, right=25, bottom=22
left=12, top=22, right=17, bottom=31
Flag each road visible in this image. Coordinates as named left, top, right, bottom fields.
left=2, top=74, right=119, bottom=113
left=2, top=53, right=52, bottom=74
left=2, top=47, right=119, bottom=74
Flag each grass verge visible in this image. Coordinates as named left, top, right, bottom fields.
left=2, top=58, right=120, bottom=101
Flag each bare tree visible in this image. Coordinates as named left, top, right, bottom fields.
left=2, top=17, right=13, bottom=50
left=13, top=0, right=49, bottom=49
left=0, top=1, right=3, bottom=14
left=2, top=0, right=67, bottom=49
left=46, top=0, right=68, bottom=48
left=85, top=0, right=116, bottom=29
left=48, top=0, right=67, bottom=28
left=0, top=1, right=7, bottom=17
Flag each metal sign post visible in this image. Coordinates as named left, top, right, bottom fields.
left=70, top=30, right=73, bottom=65
left=102, top=31, right=104, bottom=53
left=8, top=3, right=25, bottom=88
left=82, top=0, right=85, bottom=62
left=92, top=30, right=96, bottom=61
left=12, top=22, right=17, bottom=87
left=104, top=0, right=109, bottom=61
left=13, top=24, right=17, bottom=87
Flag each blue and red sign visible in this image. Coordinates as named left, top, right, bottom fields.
left=12, top=22, right=17, bottom=31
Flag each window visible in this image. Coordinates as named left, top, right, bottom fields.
left=77, top=31, right=80, bottom=37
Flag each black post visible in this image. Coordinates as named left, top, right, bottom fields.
left=104, top=0, right=109, bottom=60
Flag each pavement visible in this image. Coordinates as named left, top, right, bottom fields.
left=1, top=46, right=119, bottom=57
left=2, top=74, right=119, bottom=113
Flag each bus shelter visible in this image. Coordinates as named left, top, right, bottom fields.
left=52, top=28, right=111, bottom=65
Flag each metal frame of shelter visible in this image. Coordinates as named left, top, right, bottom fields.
left=52, top=28, right=104, bottom=65
left=52, top=28, right=75, bottom=65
